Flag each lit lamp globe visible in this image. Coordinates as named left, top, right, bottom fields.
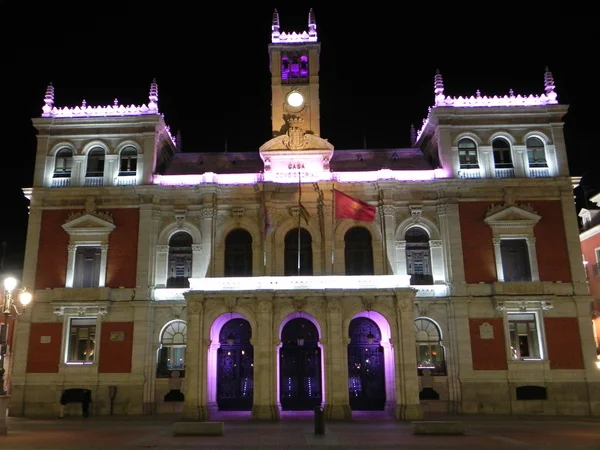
left=3, top=277, right=17, bottom=292
left=286, top=91, right=304, bottom=108
left=19, top=291, right=32, bottom=306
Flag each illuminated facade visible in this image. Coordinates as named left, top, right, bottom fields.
left=9, top=9, right=600, bottom=420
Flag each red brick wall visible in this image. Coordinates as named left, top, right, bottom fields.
left=460, top=201, right=572, bottom=283
left=26, top=322, right=63, bottom=373
left=36, top=210, right=70, bottom=289
left=105, top=209, right=139, bottom=288
left=469, top=318, right=507, bottom=370
left=545, top=317, right=585, bottom=369
left=581, top=232, right=600, bottom=299
left=98, top=322, right=134, bottom=373
left=35, top=208, right=139, bottom=289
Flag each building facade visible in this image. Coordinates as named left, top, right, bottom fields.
left=8, top=10, right=600, bottom=420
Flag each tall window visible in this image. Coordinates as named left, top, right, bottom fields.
left=500, top=239, right=531, bottom=282
left=54, top=148, right=73, bottom=177
left=167, top=232, right=193, bottom=288
left=157, top=320, right=187, bottom=377
left=86, top=148, right=105, bottom=177
left=67, top=317, right=96, bottom=364
left=405, top=227, right=432, bottom=285
left=415, top=318, right=446, bottom=376
left=458, top=138, right=478, bottom=169
left=281, top=52, right=309, bottom=83
left=492, top=138, right=513, bottom=168
left=508, top=312, right=542, bottom=360
left=225, top=229, right=253, bottom=277
left=284, top=228, right=313, bottom=275
left=119, top=146, right=138, bottom=175
left=526, top=137, right=547, bottom=168
left=73, top=246, right=101, bottom=288
left=344, top=227, right=374, bottom=275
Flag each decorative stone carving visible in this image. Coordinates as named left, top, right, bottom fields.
left=224, top=298, right=237, bottom=313
left=326, top=299, right=341, bottom=312
left=362, top=298, right=375, bottom=312
left=395, top=240, right=406, bottom=249
left=409, top=205, right=422, bottom=222
left=152, top=210, right=162, bottom=221
left=264, top=157, right=271, bottom=172
left=65, top=209, right=114, bottom=224
left=322, top=156, right=330, bottom=171
left=85, top=196, right=96, bottom=212
left=232, top=207, right=245, bottom=219
left=157, top=245, right=169, bottom=253
left=174, top=210, right=187, bottom=228
left=292, top=298, right=307, bottom=312
left=541, top=301, right=553, bottom=311
left=191, top=244, right=202, bottom=252
left=486, top=203, right=538, bottom=218
left=396, top=298, right=411, bottom=312
left=436, top=204, right=447, bottom=216
left=395, top=211, right=409, bottom=224
left=199, top=208, right=215, bottom=219
left=381, top=205, right=395, bottom=216
left=171, top=305, right=184, bottom=318
left=429, top=240, right=442, bottom=248
left=187, top=301, right=202, bottom=315
left=258, top=299, right=272, bottom=312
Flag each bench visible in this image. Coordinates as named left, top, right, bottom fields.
left=172, top=421, right=225, bottom=436
left=60, top=388, right=92, bottom=418
left=411, top=420, right=466, bottom=435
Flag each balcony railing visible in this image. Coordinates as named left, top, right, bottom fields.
left=529, top=167, right=550, bottom=178
left=494, top=168, right=515, bottom=178
left=51, top=177, right=71, bottom=187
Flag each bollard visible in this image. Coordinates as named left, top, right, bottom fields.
left=314, top=406, right=325, bottom=435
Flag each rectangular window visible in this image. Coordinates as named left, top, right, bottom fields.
left=66, top=317, right=96, bottom=364
left=508, top=312, right=542, bottom=360
left=459, top=150, right=478, bottom=168
left=73, top=246, right=101, bottom=288
left=500, top=239, right=531, bottom=282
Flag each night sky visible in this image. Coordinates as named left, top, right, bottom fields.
left=1, top=7, right=596, bottom=276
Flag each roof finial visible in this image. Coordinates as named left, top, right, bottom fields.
left=544, top=66, right=558, bottom=104
left=308, top=8, right=317, bottom=37
left=410, top=124, right=417, bottom=147
left=272, top=9, right=280, bottom=39
left=42, top=82, right=54, bottom=116
left=434, top=69, right=445, bottom=106
left=149, top=78, right=159, bottom=112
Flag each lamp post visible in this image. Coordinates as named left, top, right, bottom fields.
left=0, top=276, right=31, bottom=436
left=0, top=277, right=32, bottom=396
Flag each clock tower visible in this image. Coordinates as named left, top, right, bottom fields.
left=269, top=9, right=321, bottom=137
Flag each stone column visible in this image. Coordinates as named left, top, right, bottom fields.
left=446, top=299, right=472, bottom=414
left=382, top=205, right=397, bottom=274
left=65, top=244, right=77, bottom=287
left=72, top=155, right=85, bottom=186
left=512, top=145, right=527, bottom=178
left=130, top=303, right=154, bottom=414
left=560, top=187, right=590, bottom=295
left=155, top=245, right=169, bottom=287
left=197, top=208, right=215, bottom=278
left=323, top=296, right=352, bottom=420
left=104, top=154, right=118, bottom=186
left=392, top=289, right=422, bottom=420
left=181, top=295, right=208, bottom=420
left=396, top=241, right=407, bottom=277
left=437, top=201, right=466, bottom=296
left=429, top=240, right=444, bottom=283
left=98, top=244, right=109, bottom=287
left=251, top=296, right=279, bottom=420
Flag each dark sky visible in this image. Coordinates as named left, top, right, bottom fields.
left=1, top=7, right=596, bottom=275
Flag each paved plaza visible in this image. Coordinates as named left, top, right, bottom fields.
left=1, top=413, right=600, bottom=449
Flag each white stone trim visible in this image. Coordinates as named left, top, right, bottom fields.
left=501, top=302, right=549, bottom=362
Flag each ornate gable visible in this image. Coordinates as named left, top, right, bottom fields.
left=484, top=203, right=541, bottom=234
left=62, top=210, right=116, bottom=242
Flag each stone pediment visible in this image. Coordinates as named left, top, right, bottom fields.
left=259, top=133, right=334, bottom=153
left=484, top=204, right=541, bottom=229
left=62, top=211, right=116, bottom=237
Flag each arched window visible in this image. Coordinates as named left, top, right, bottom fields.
left=119, top=146, right=138, bottom=175
left=415, top=318, right=446, bottom=376
left=54, top=148, right=73, bottom=177
left=458, top=138, right=478, bottom=169
left=86, top=147, right=105, bottom=177
left=225, top=229, right=253, bottom=277
left=492, top=138, right=513, bottom=168
left=284, top=228, right=312, bottom=275
left=526, top=137, right=547, bottom=168
left=167, top=231, right=193, bottom=288
left=405, top=227, right=432, bottom=285
left=157, top=320, right=187, bottom=378
left=344, top=227, right=374, bottom=275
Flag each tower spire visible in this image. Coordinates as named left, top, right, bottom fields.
left=434, top=69, right=445, bottom=106
left=42, top=82, right=54, bottom=116
left=272, top=9, right=280, bottom=39
left=149, top=78, right=159, bottom=112
left=308, top=8, right=317, bottom=38
left=544, top=66, right=558, bottom=104
left=410, top=124, right=417, bottom=147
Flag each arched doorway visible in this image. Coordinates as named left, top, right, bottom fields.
left=217, top=318, right=253, bottom=410
left=347, top=317, right=386, bottom=410
left=280, top=317, right=322, bottom=410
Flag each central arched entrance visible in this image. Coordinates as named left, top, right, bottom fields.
left=279, top=317, right=322, bottom=410
left=348, top=317, right=386, bottom=410
left=217, top=318, right=254, bottom=410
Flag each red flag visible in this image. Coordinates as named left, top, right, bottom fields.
left=334, top=189, right=376, bottom=222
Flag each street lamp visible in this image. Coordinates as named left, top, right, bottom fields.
left=0, top=276, right=32, bottom=396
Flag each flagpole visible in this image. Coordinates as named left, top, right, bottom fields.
left=262, top=182, right=267, bottom=272
left=297, top=172, right=302, bottom=276
left=331, top=182, right=335, bottom=275
left=378, top=188, right=388, bottom=275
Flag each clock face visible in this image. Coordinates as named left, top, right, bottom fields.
left=286, top=91, right=304, bottom=108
